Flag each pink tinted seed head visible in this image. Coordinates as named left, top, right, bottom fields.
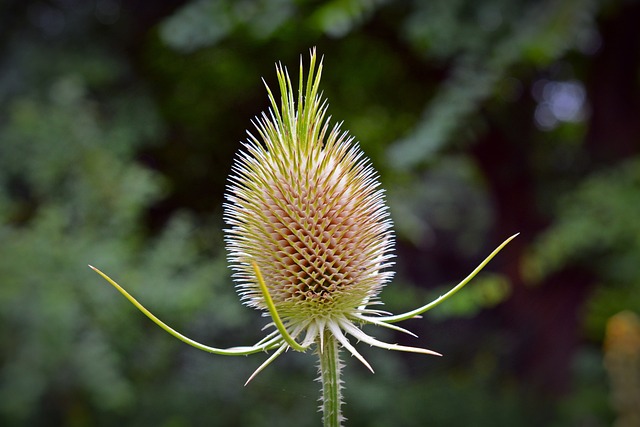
left=224, top=50, right=394, bottom=324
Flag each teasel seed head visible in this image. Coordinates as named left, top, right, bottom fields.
left=91, top=48, right=516, bottom=390
left=224, top=49, right=394, bottom=325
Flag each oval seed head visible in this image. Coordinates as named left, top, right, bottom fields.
left=224, top=49, right=394, bottom=325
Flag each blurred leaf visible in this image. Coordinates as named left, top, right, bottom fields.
left=388, top=0, right=597, bottom=169
left=523, top=157, right=640, bottom=285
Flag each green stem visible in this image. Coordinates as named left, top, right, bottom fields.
left=317, top=330, right=343, bottom=427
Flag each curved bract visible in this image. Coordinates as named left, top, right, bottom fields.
left=90, top=231, right=517, bottom=380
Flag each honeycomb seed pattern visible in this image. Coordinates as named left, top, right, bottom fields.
left=224, top=58, right=394, bottom=322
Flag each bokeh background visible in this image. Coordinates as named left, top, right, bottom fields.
left=2, top=0, right=640, bottom=426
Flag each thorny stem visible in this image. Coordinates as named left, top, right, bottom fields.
left=318, top=330, right=343, bottom=427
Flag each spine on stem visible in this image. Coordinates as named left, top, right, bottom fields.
left=317, top=330, right=344, bottom=427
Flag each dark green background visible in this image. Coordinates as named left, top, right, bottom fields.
left=1, top=0, right=638, bottom=425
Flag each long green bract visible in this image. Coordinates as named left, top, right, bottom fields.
left=251, top=261, right=308, bottom=352
left=377, top=233, right=519, bottom=323
left=89, top=265, right=279, bottom=356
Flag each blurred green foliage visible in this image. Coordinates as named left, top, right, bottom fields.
left=524, top=157, right=640, bottom=340
left=1, top=0, right=637, bottom=425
